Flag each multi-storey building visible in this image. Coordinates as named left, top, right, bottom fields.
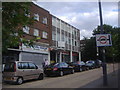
left=3, top=3, right=52, bottom=67
left=3, top=3, right=81, bottom=66
left=80, top=40, right=86, bottom=51
left=50, top=15, right=81, bottom=63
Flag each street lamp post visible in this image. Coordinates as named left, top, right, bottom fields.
left=98, top=0, right=108, bottom=86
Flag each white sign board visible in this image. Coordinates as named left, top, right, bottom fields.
left=58, top=41, right=65, bottom=48
left=96, top=34, right=112, bottom=47
left=22, top=44, right=49, bottom=54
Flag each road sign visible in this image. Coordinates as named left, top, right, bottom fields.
left=96, top=34, right=112, bottom=47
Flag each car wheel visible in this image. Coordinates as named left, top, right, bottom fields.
left=38, top=73, right=44, bottom=80
left=16, top=77, right=23, bottom=85
left=71, top=69, right=74, bottom=74
left=60, top=71, right=63, bottom=76
left=86, top=67, right=89, bottom=70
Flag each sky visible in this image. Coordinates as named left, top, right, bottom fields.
left=33, top=1, right=118, bottom=40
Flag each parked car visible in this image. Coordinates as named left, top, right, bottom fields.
left=94, top=59, right=102, bottom=68
left=3, top=61, right=44, bottom=85
left=85, top=60, right=96, bottom=69
left=68, top=61, right=87, bottom=72
left=44, top=62, right=74, bottom=76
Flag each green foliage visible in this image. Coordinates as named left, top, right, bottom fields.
left=2, top=2, right=35, bottom=53
left=82, top=24, right=120, bottom=62
left=81, top=37, right=97, bottom=61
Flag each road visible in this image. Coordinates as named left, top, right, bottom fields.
left=2, top=63, right=119, bottom=88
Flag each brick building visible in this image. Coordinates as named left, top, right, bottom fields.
left=3, top=3, right=52, bottom=67
left=3, top=3, right=81, bottom=66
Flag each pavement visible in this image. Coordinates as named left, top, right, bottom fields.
left=81, top=69, right=119, bottom=88
left=80, top=63, right=119, bottom=89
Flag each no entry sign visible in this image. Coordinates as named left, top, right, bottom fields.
left=96, top=34, right=112, bottom=47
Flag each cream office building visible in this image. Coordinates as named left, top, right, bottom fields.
left=50, top=15, right=81, bottom=63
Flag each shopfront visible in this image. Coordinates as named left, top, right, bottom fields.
left=72, top=52, right=79, bottom=62
left=19, top=44, right=50, bottom=67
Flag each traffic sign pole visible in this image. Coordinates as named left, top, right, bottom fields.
left=98, top=0, right=108, bottom=86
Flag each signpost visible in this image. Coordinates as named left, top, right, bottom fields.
left=96, top=34, right=112, bottom=47
left=97, top=0, right=112, bottom=86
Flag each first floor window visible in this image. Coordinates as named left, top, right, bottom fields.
left=34, top=29, right=39, bottom=36
left=23, top=26, right=30, bottom=34
left=42, top=17, right=47, bottom=24
left=34, top=13, right=39, bottom=21
left=42, top=31, right=48, bottom=39
left=52, top=31, right=56, bottom=41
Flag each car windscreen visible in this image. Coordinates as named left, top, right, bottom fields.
left=4, top=63, right=15, bottom=72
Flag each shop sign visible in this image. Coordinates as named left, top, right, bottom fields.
left=72, top=53, right=78, bottom=56
left=62, top=51, right=69, bottom=55
left=22, top=44, right=48, bottom=53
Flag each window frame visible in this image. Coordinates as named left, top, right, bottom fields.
left=42, top=17, right=47, bottom=24
left=34, top=13, right=39, bottom=21
left=42, top=31, right=48, bottom=39
left=33, top=29, right=39, bottom=37
left=28, top=62, right=37, bottom=69
left=23, top=26, right=30, bottom=34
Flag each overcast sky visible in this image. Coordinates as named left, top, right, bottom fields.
left=33, top=1, right=118, bottom=40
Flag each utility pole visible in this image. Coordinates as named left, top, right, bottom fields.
left=98, top=0, right=108, bottom=86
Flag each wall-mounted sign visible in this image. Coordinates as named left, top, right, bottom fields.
left=96, top=34, right=112, bottom=47
left=58, top=41, right=65, bottom=48
left=22, top=44, right=48, bottom=54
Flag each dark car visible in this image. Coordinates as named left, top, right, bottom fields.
left=44, top=62, right=74, bottom=76
left=85, top=60, right=96, bottom=69
left=68, top=61, right=87, bottom=72
left=94, top=59, right=102, bottom=68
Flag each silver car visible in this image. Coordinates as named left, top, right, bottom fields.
left=3, top=61, right=44, bottom=84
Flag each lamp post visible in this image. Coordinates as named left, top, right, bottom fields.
left=98, top=0, right=108, bottom=86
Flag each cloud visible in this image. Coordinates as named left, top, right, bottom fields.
left=80, top=29, right=93, bottom=39
left=34, top=2, right=118, bottom=40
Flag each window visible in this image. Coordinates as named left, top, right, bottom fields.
left=75, top=41, right=77, bottom=46
left=69, top=38, right=71, bottom=45
left=52, top=17, right=56, bottom=26
left=25, top=13, right=30, bottom=17
left=34, top=29, right=39, bottom=36
left=23, top=26, right=30, bottom=34
left=72, top=39, right=74, bottom=46
left=25, top=11, right=30, bottom=17
left=18, top=63, right=22, bottom=69
left=52, top=31, right=56, bottom=41
left=61, top=33, right=64, bottom=41
left=57, top=32, right=60, bottom=41
left=4, top=63, right=15, bottom=72
left=42, top=17, right=47, bottom=24
left=42, top=31, right=48, bottom=39
left=28, top=63, right=37, bottom=69
left=56, top=19, right=60, bottom=28
left=65, top=35, right=67, bottom=43
left=34, top=14, right=39, bottom=21
left=21, top=62, right=29, bottom=69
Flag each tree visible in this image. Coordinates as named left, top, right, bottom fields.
left=81, top=24, right=120, bottom=62
left=81, top=37, right=97, bottom=61
left=2, top=2, right=35, bottom=53
left=92, top=24, right=120, bottom=62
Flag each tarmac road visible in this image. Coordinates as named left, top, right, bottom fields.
left=2, top=63, right=119, bottom=88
